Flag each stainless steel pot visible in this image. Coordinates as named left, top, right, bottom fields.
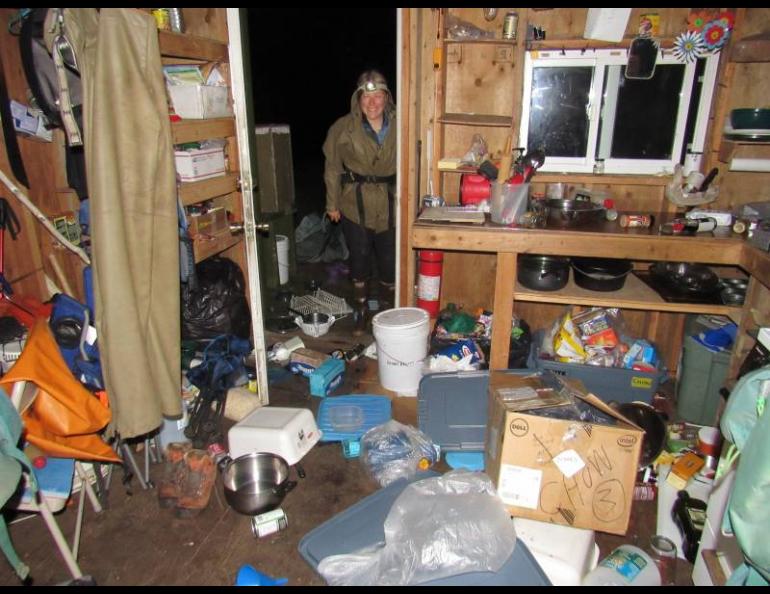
left=222, top=452, right=297, bottom=516
left=546, top=198, right=604, bottom=227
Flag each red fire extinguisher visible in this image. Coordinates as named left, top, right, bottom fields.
left=417, top=250, right=443, bottom=317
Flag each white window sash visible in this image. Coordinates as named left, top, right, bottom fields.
left=521, top=48, right=717, bottom=175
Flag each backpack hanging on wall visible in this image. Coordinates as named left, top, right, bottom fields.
left=18, top=8, right=88, bottom=200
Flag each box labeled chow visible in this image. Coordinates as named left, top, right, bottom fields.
left=485, top=373, right=643, bottom=535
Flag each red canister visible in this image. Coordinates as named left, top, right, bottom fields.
left=460, top=174, right=491, bottom=206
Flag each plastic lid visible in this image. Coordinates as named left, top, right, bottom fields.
left=372, top=307, right=429, bottom=330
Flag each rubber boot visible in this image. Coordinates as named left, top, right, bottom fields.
left=379, top=281, right=395, bottom=310
left=157, top=442, right=192, bottom=509
left=175, top=449, right=216, bottom=518
left=352, top=281, right=368, bottom=337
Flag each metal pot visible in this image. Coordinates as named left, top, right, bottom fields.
left=571, top=257, right=632, bottom=292
left=649, top=262, right=720, bottom=296
left=546, top=198, right=604, bottom=227
left=517, top=255, right=570, bottom=291
left=222, top=452, right=297, bottom=516
left=611, top=402, right=666, bottom=469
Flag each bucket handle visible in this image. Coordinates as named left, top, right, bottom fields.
left=273, top=480, right=297, bottom=498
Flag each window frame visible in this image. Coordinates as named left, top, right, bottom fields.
left=519, top=48, right=719, bottom=175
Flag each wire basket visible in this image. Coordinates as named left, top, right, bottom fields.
left=290, top=289, right=352, bottom=319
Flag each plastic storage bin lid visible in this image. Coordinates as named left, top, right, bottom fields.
left=298, top=470, right=551, bottom=586
left=418, top=369, right=531, bottom=451
left=317, top=395, right=392, bottom=442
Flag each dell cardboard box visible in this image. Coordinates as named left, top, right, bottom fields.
left=485, top=372, right=643, bottom=535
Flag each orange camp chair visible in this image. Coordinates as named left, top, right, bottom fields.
left=0, top=319, right=119, bottom=463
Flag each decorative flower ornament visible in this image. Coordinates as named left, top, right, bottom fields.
left=687, top=11, right=711, bottom=33
left=702, top=20, right=730, bottom=51
left=673, top=30, right=706, bottom=63
left=717, top=11, right=735, bottom=32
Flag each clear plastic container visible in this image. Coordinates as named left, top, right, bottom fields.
left=490, top=182, right=529, bottom=225
left=581, top=545, right=661, bottom=586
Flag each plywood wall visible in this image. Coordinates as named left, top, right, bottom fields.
left=403, top=7, right=770, bottom=372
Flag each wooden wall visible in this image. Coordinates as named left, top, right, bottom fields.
left=402, top=7, right=770, bottom=372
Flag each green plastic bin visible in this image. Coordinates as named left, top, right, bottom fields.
left=676, top=335, right=731, bottom=426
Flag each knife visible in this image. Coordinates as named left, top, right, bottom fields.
left=698, top=167, right=719, bottom=193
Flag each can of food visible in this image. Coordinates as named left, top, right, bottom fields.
left=733, top=219, right=747, bottom=234
left=503, top=12, right=519, bottom=40
left=634, top=483, right=657, bottom=501
left=251, top=508, right=288, bottom=538
left=619, top=214, right=653, bottom=228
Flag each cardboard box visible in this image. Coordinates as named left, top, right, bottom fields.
left=485, top=373, right=644, bottom=535
left=174, top=146, right=226, bottom=182
left=187, top=207, right=228, bottom=238
left=168, top=84, right=232, bottom=119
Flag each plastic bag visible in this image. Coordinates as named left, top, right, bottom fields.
left=360, top=420, right=438, bottom=487
left=317, top=470, right=517, bottom=586
left=461, top=134, right=488, bottom=165
left=182, top=257, right=251, bottom=340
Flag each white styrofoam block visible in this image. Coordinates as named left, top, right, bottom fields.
left=228, top=407, right=321, bottom=465
left=512, top=516, right=599, bottom=586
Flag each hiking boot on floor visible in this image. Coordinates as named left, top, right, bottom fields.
left=157, top=442, right=192, bottom=509
left=175, top=449, right=216, bottom=518
left=352, top=303, right=369, bottom=337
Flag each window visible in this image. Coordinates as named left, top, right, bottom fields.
left=520, top=49, right=719, bottom=174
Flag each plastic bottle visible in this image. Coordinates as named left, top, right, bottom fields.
left=581, top=544, right=661, bottom=586
left=604, top=198, right=618, bottom=221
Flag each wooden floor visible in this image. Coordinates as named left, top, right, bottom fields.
left=0, top=264, right=696, bottom=586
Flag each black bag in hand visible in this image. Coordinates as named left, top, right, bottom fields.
left=182, top=257, right=251, bottom=340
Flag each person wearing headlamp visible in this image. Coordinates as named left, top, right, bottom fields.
left=323, top=70, right=397, bottom=335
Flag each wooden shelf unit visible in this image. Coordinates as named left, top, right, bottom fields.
left=160, top=15, right=245, bottom=268
left=178, top=173, right=239, bottom=207
left=158, top=30, right=227, bottom=61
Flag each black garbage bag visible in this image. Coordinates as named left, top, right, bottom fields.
left=182, top=257, right=251, bottom=340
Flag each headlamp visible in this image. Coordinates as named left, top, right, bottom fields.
left=358, top=81, right=388, bottom=94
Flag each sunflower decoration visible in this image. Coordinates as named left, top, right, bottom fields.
left=687, top=10, right=712, bottom=33
left=673, top=30, right=706, bottom=63
left=702, top=19, right=731, bottom=52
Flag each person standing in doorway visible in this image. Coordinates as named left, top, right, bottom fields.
left=323, top=70, right=397, bottom=335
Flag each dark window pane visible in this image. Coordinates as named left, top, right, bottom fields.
left=609, top=64, right=686, bottom=159
left=528, top=66, right=593, bottom=158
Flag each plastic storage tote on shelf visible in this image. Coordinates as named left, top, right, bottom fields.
left=297, top=471, right=551, bottom=586
left=529, top=330, right=665, bottom=404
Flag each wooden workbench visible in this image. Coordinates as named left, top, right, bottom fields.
left=412, top=215, right=770, bottom=372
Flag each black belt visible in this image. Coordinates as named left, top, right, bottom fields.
left=340, top=169, right=396, bottom=230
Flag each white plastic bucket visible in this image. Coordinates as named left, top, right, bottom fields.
left=372, top=308, right=430, bottom=397
left=276, top=234, right=289, bottom=285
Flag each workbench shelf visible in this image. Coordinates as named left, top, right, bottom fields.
left=514, top=274, right=743, bottom=323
